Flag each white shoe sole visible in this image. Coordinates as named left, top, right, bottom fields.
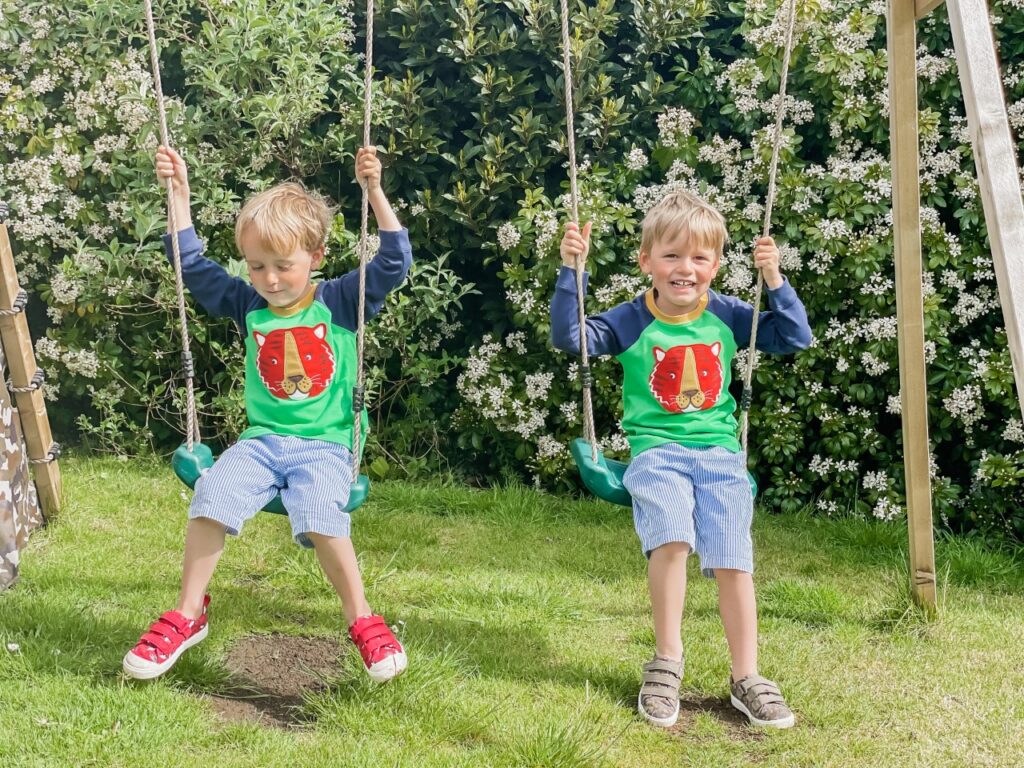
left=638, top=692, right=680, bottom=728
left=366, top=650, right=408, bottom=683
left=122, top=624, right=209, bottom=680
left=730, top=694, right=796, bottom=729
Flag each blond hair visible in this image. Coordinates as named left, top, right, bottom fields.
left=640, top=190, right=728, bottom=258
left=234, top=181, right=334, bottom=256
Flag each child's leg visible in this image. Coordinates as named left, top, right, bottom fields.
left=713, top=568, right=757, bottom=680
left=306, top=532, right=372, bottom=625
left=281, top=438, right=406, bottom=682
left=308, top=532, right=406, bottom=682
left=123, top=439, right=280, bottom=680
left=623, top=444, right=699, bottom=727
left=648, top=541, right=690, bottom=661
left=690, top=447, right=794, bottom=727
left=715, top=569, right=794, bottom=728
left=176, top=517, right=227, bottom=619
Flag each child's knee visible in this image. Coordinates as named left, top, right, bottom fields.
left=650, top=541, right=691, bottom=559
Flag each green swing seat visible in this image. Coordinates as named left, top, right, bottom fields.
left=571, top=438, right=758, bottom=507
left=172, top=442, right=369, bottom=516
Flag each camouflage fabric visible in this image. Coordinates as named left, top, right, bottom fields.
left=0, top=344, right=42, bottom=591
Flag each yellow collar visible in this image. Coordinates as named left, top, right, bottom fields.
left=268, top=283, right=317, bottom=317
left=645, top=289, right=708, bottom=324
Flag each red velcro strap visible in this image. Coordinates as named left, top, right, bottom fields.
left=351, top=617, right=397, bottom=649
left=155, top=610, right=190, bottom=635
left=140, top=630, right=175, bottom=655
left=356, top=626, right=392, bottom=644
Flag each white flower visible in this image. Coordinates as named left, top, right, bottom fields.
left=35, top=337, right=61, bottom=361
left=524, top=371, right=554, bottom=401
left=1003, top=418, right=1024, bottom=444
left=497, top=222, right=521, bottom=251
left=625, top=146, right=648, bottom=171
left=860, top=351, right=890, bottom=376
left=943, top=384, right=984, bottom=427
left=505, top=331, right=528, bottom=355
left=558, top=401, right=579, bottom=425
left=860, top=272, right=894, bottom=297
left=536, top=435, right=566, bottom=460
left=862, top=470, right=889, bottom=492
left=872, top=498, right=903, bottom=522
left=657, top=107, right=696, bottom=148
left=816, top=498, right=839, bottom=515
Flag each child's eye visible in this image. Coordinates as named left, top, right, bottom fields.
left=250, top=265, right=264, bottom=271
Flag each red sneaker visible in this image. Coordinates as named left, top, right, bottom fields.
left=122, top=595, right=210, bottom=680
left=349, top=614, right=407, bottom=682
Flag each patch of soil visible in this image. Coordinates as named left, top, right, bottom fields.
left=206, top=634, right=342, bottom=729
left=673, top=693, right=767, bottom=740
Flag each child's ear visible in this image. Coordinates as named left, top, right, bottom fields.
left=638, top=249, right=651, bottom=275
left=311, top=245, right=325, bottom=269
left=710, top=254, right=722, bottom=280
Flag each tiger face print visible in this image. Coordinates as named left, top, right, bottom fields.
left=648, top=342, right=723, bottom=413
left=253, top=323, right=335, bottom=400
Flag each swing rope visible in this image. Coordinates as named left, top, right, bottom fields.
left=558, top=0, right=598, bottom=462
left=351, top=0, right=374, bottom=480
left=143, top=0, right=200, bottom=452
left=738, top=0, right=799, bottom=452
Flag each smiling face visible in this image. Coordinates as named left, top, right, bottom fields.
left=239, top=225, right=323, bottom=308
left=639, top=230, right=721, bottom=316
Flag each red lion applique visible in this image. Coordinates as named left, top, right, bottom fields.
left=253, top=323, right=335, bottom=400
left=649, top=342, right=723, bottom=413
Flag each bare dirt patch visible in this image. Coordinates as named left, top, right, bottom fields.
left=672, top=693, right=767, bottom=741
left=206, top=634, right=342, bottom=729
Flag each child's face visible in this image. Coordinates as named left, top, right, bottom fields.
left=639, top=230, right=720, bottom=316
left=240, top=227, right=324, bottom=308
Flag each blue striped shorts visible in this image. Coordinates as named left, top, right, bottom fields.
left=622, top=443, right=754, bottom=577
left=189, top=434, right=354, bottom=548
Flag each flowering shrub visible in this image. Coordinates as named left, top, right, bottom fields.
left=0, top=0, right=472, bottom=473
left=450, top=0, right=1024, bottom=538
left=4, top=0, right=1024, bottom=536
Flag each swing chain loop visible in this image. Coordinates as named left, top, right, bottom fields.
left=351, top=386, right=365, bottom=413
left=739, top=386, right=753, bottom=412
left=0, top=289, right=28, bottom=317
left=7, top=368, right=44, bottom=394
left=30, top=442, right=61, bottom=465
left=579, top=364, right=594, bottom=389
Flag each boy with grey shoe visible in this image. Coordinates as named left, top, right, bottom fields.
left=551, top=191, right=809, bottom=729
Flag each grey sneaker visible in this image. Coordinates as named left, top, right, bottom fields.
left=638, top=656, right=683, bottom=727
left=730, top=674, right=795, bottom=728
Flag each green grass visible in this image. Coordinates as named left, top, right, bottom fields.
left=2, top=458, right=1023, bottom=767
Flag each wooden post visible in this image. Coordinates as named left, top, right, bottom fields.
left=887, top=0, right=938, bottom=610
left=945, top=0, right=1024, bottom=423
left=0, top=204, right=62, bottom=520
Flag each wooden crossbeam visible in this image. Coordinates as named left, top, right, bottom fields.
left=0, top=205, right=62, bottom=520
left=888, top=0, right=937, bottom=610
left=916, top=0, right=945, bottom=19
